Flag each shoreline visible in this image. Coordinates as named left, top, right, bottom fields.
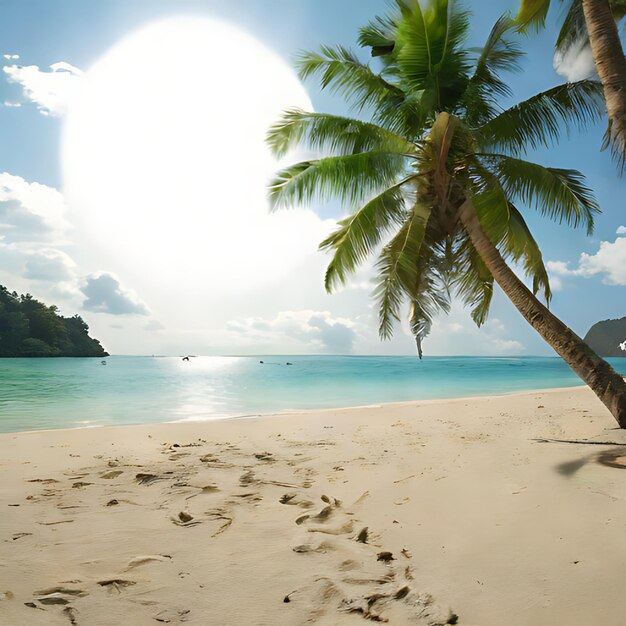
left=1, top=382, right=589, bottom=437
left=2, top=385, right=626, bottom=625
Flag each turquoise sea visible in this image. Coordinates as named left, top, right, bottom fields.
left=1, top=356, right=625, bottom=433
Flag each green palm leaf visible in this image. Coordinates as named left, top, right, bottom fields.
left=514, top=0, right=550, bottom=31
left=394, top=0, right=471, bottom=111
left=374, top=202, right=434, bottom=340
left=477, top=80, right=605, bottom=154
left=454, top=232, right=494, bottom=326
left=465, top=158, right=512, bottom=241
left=501, top=204, right=552, bottom=302
left=320, top=181, right=413, bottom=292
left=268, top=152, right=410, bottom=210
left=462, top=15, right=522, bottom=125
left=409, top=247, right=452, bottom=357
left=296, top=46, right=403, bottom=113
left=481, top=153, right=599, bottom=233
left=358, top=11, right=399, bottom=56
left=266, top=109, right=414, bottom=158
left=296, top=45, right=427, bottom=136
left=556, top=1, right=587, bottom=52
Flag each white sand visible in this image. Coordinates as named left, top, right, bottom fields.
left=2, top=386, right=626, bottom=625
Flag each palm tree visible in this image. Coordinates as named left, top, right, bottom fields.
left=266, top=0, right=626, bottom=426
left=516, top=0, right=626, bottom=170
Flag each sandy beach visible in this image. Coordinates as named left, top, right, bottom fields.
left=2, top=386, right=626, bottom=625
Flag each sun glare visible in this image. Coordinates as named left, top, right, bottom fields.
left=62, top=17, right=328, bottom=302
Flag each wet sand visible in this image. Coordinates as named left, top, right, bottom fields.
left=1, top=386, right=626, bottom=625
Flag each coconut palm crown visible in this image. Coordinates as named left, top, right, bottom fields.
left=268, top=0, right=601, bottom=355
left=267, top=0, right=626, bottom=425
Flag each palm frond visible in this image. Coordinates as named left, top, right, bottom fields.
left=409, top=246, right=452, bottom=357
left=394, top=0, right=471, bottom=111
left=477, top=80, right=605, bottom=155
left=358, top=11, right=399, bottom=56
left=556, top=1, right=587, bottom=52
left=514, top=0, right=551, bottom=32
left=464, top=162, right=553, bottom=303
left=373, top=201, right=433, bottom=340
left=266, top=109, right=413, bottom=158
left=462, top=15, right=523, bottom=125
left=296, top=46, right=403, bottom=113
left=480, top=153, right=599, bottom=234
left=320, top=181, right=413, bottom=292
left=296, top=45, right=428, bottom=137
left=501, top=204, right=552, bottom=302
left=454, top=232, right=494, bottom=326
left=268, top=152, right=410, bottom=210
left=465, top=158, right=512, bottom=241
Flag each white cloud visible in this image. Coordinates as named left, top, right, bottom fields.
left=490, top=338, right=525, bottom=353
left=549, top=232, right=626, bottom=287
left=3, top=101, right=21, bottom=108
left=3, top=61, right=82, bottom=116
left=23, top=248, right=75, bottom=281
left=0, top=172, right=70, bottom=243
left=81, top=272, right=150, bottom=316
left=0, top=173, right=78, bottom=300
left=482, top=317, right=525, bottom=354
left=144, top=319, right=165, bottom=331
left=546, top=259, right=573, bottom=291
left=3, top=54, right=19, bottom=60
left=553, top=43, right=596, bottom=82
left=226, top=310, right=358, bottom=353
left=578, top=238, right=626, bottom=285
left=616, top=225, right=626, bottom=236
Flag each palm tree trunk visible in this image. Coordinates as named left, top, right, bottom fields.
left=582, top=0, right=626, bottom=169
left=460, top=201, right=626, bottom=427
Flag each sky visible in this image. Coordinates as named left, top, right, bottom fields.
left=0, top=0, right=624, bottom=357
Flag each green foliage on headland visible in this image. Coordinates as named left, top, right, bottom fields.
left=0, top=285, right=108, bottom=357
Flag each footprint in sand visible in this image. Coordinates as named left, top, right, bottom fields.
left=34, top=585, right=88, bottom=607
left=97, top=579, right=136, bottom=594
left=100, top=470, right=123, bottom=479
left=184, top=483, right=220, bottom=501
left=287, top=493, right=457, bottom=624
left=279, top=492, right=314, bottom=508
left=125, top=555, right=172, bottom=570
left=135, top=473, right=164, bottom=485
left=170, top=506, right=233, bottom=536
left=254, top=452, right=275, bottom=462
left=227, top=492, right=263, bottom=505
left=171, top=511, right=200, bottom=527
left=154, top=608, right=191, bottom=623
left=289, top=495, right=355, bottom=540
left=239, top=470, right=258, bottom=487
left=295, top=495, right=340, bottom=524
left=199, top=454, right=233, bottom=468
left=63, top=606, right=78, bottom=625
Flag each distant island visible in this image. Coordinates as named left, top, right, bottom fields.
left=0, top=285, right=108, bottom=357
left=584, top=317, right=626, bottom=358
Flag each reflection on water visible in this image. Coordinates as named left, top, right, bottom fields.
left=1, top=355, right=625, bottom=433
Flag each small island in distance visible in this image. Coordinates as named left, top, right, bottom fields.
left=0, top=285, right=108, bottom=357
left=584, top=317, right=626, bottom=358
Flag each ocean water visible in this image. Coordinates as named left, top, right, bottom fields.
left=1, top=355, right=625, bottom=433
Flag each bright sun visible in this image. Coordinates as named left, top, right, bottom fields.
left=62, top=17, right=329, bottom=307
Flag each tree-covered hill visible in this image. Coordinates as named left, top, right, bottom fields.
left=584, top=317, right=626, bottom=358
left=0, top=286, right=108, bottom=357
